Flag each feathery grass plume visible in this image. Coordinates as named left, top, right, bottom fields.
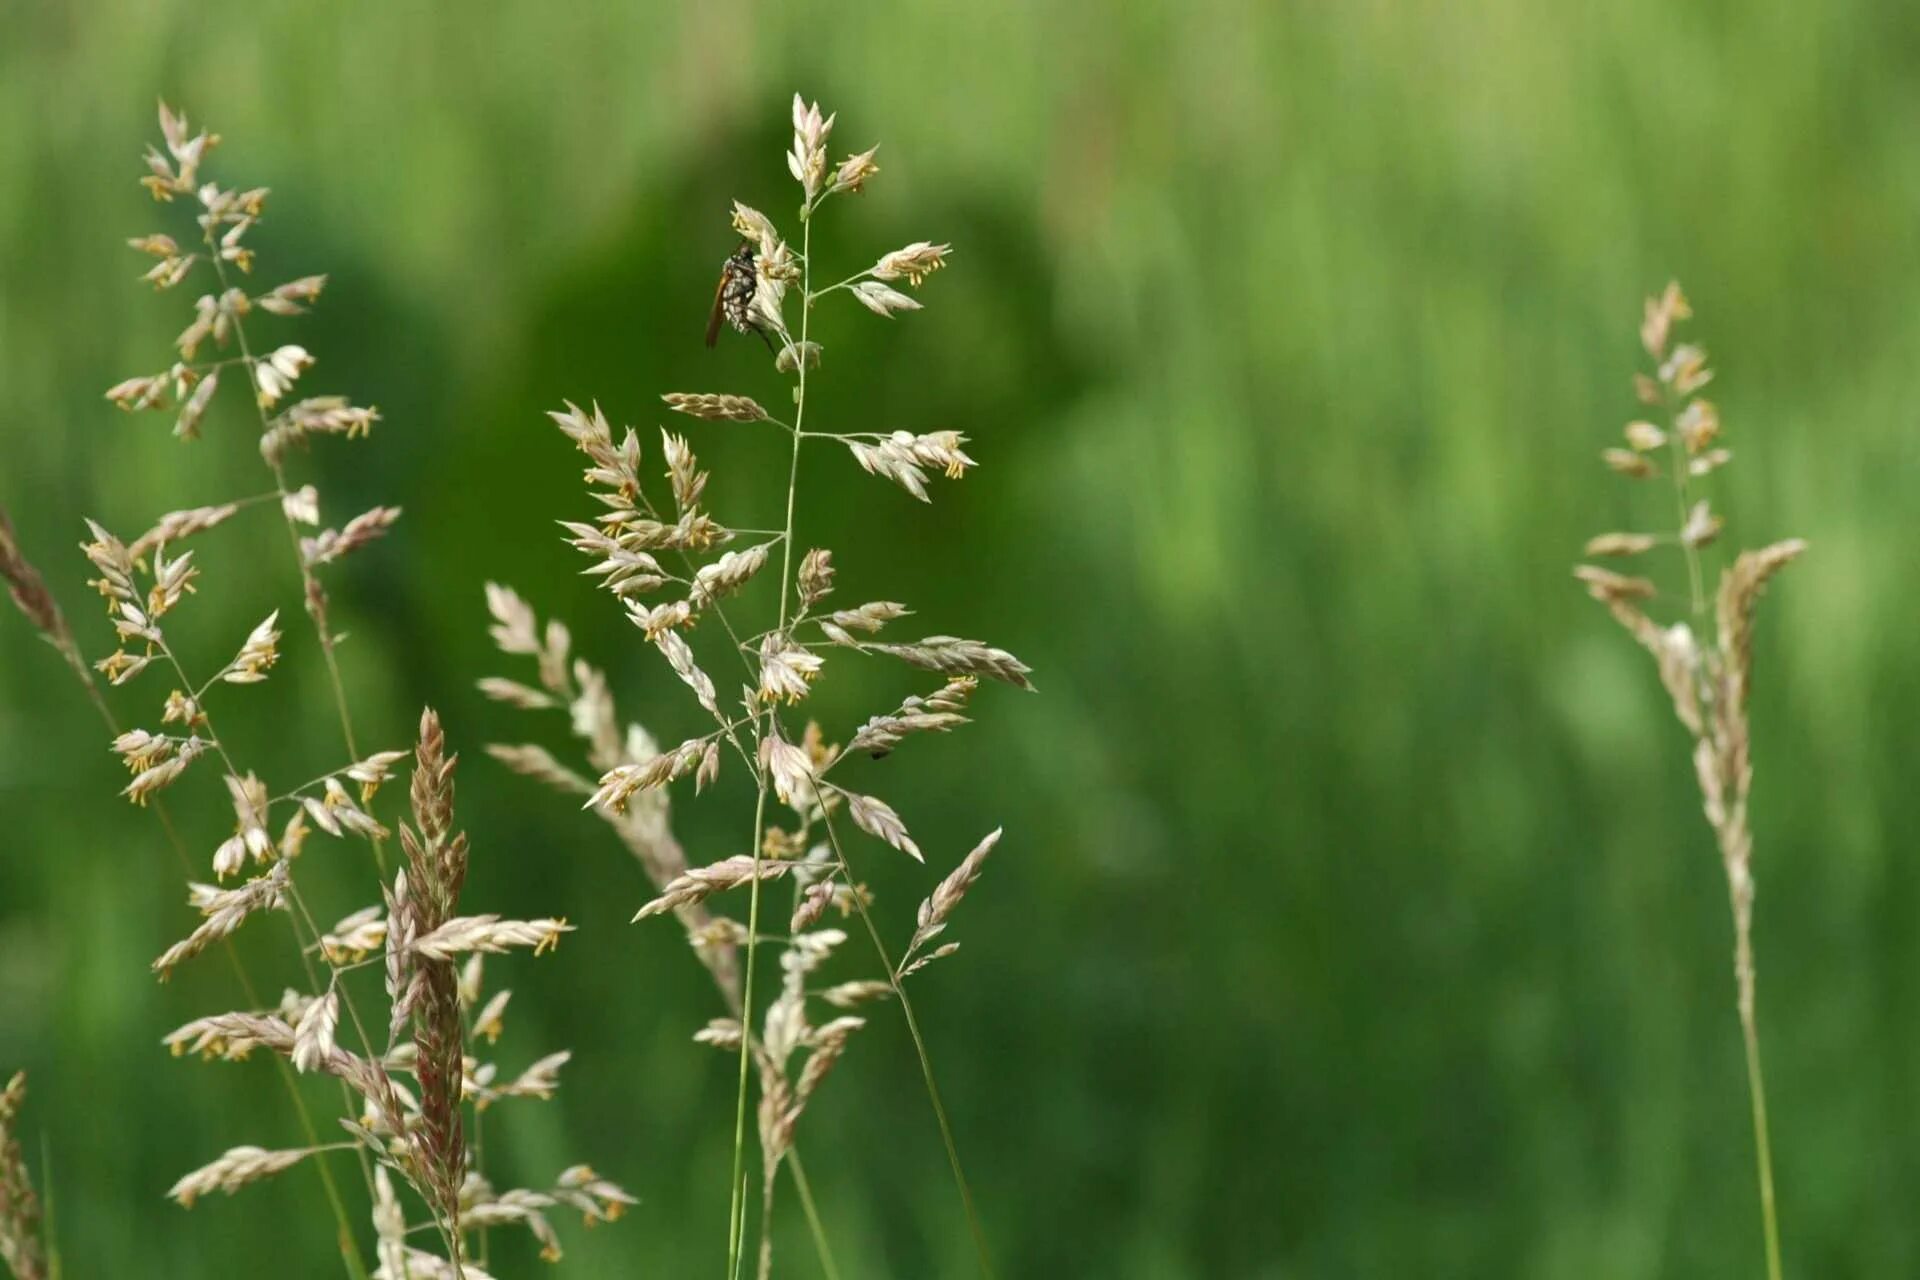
left=494, top=91, right=1026, bottom=1279
left=88, top=103, right=624, bottom=1277
left=1574, top=282, right=1803, bottom=1280
left=0, top=1073, right=48, bottom=1280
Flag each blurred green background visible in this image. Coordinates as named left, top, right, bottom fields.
left=3, top=0, right=1918, bottom=1275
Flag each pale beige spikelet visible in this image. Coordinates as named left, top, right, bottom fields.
left=820, top=600, right=911, bottom=645
left=486, top=743, right=595, bottom=796
left=830, top=146, right=880, bottom=196
left=904, top=828, right=1002, bottom=963
left=254, top=273, right=328, bottom=316
left=662, top=392, right=771, bottom=423
left=1572, top=565, right=1657, bottom=605
left=153, top=864, right=288, bottom=977
left=471, top=989, right=512, bottom=1045
left=127, top=503, right=240, bottom=561
left=1716, top=540, right=1808, bottom=714
left=867, top=634, right=1034, bottom=690
left=653, top=628, right=721, bottom=717
left=845, top=431, right=975, bottom=500
left=586, top=739, right=709, bottom=813
left=689, top=543, right=772, bottom=609
left=837, top=787, right=923, bottom=862
left=552, top=1164, right=638, bottom=1223
left=758, top=728, right=817, bottom=810
left=478, top=1051, right=572, bottom=1107
left=300, top=505, right=402, bottom=567
left=633, top=857, right=795, bottom=921
left=849, top=281, right=922, bottom=318
left=220, top=610, right=282, bottom=683
left=168, top=1144, right=323, bottom=1208
left=844, top=677, right=975, bottom=757
left=796, top=548, right=835, bottom=608
left=757, top=633, right=823, bottom=704
left=787, top=93, right=836, bottom=202
left=410, top=915, right=574, bottom=961
left=372, top=1247, right=500, bottom=1280
left=163, top=1011, right=297, bottom=1061
left=291, top=987, right=340, bottom=1074
left=871, top=242, right=952, bottom=286
left=253, top=343, right=313, bottom=406
left=1583, top=532, right=1659, bottom=558
left=820, top=980, right=893, bottom=1009
left=319, top=906, right=388, bottom=964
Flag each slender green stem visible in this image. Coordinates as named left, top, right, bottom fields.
left=728, top=199, right=820, bottom=1280
left=727, top=780, right=773, bottom=1279
left=812, top=808, right=995, bottom=1277
left=465, top=1000, right=489, bottom=1271
left=785, top=1150, right=841, bottom=1280
left=40, top=1129, right=61, bottom=1280
left=1737, top=953, right=1783, bottom=1280
left=201, top=230, right=386, bottom=878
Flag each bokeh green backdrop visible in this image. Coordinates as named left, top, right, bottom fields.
left=4, top=1, right=1919, bottom=1275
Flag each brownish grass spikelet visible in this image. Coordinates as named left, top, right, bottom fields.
left=0, top=1072, right=47, bottom=1280
left=0, top=508, right=76, bottom=660
left=401, top=708, right=469, bottom=1223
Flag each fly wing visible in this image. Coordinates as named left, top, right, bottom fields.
left=705, top=272, right=727, bottom=348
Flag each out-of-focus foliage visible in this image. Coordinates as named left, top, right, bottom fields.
left=3, top=1, right=1918, bottom=1275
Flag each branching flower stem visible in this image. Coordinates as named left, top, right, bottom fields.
left=1660, top=378, right=1780, bottom=1280
left=34, top=618, right=371, bottom=1280
left=814, top=800, right=994, bottom=1277
left=200, top=239, right=386, bottom=877
left=147, top=635, right=393, bottom=1187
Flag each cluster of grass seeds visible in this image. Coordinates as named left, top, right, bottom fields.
left=1575, top=283, right=1806, bottom=1280
left=482, top=93, right=1027, bottom=1278
left=4, top=104, right=633, bottom=1279
left=0, top=1073, right=48, bottom=1280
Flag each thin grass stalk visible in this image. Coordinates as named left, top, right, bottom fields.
left=1576, top=284, right=1799, bottom=1279
left=146, top=632, right=399, bottom=1225
left=1, top=517, right=371, bottom=1280
left=1738, top=932, right=1783, bottom=1280
left=198, top=240, right=386, bottom=877
left=784, top=1151, right=840, bottom=1280
left=729, top=201, right=815, bottom=1280
left=728, top=780, right=773, bottom=1278
left=814, top=803, right=993, bottom=1276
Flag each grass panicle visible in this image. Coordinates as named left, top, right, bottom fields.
left=0, top=1073, right=49, bottom=1280
left=1575, top=282, right=1803, bottom=1280
left=485, top=92, right=1024, bottom=1278
left=58, top=103, right=628, bottom=1279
